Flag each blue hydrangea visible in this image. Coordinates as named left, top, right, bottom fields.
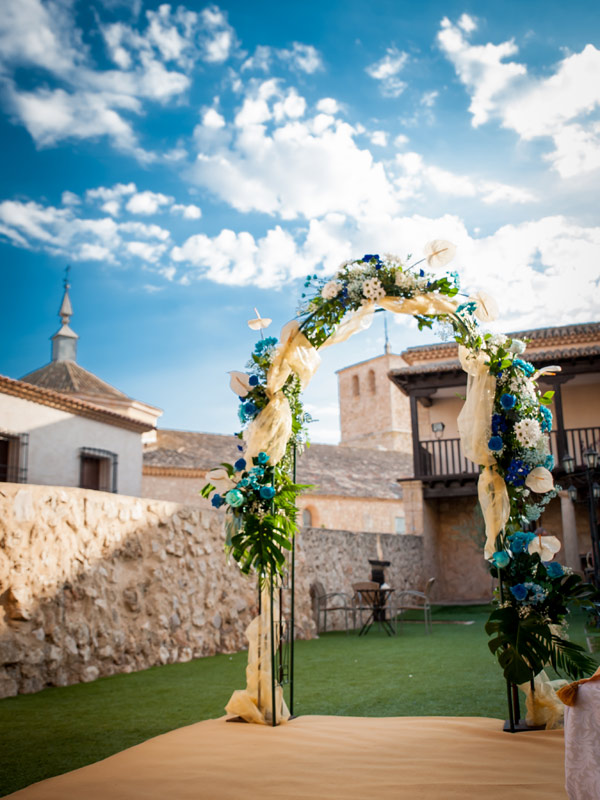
left=510, top=583, right=528, bottom=602
left=507, top=531, right=536, bottom=554
left=238, top=478, right=249, bottom=488
left=211, top=494, right=224, bottom=508
left=500, top=393, right=516, bottom=410
left=524, top=504, right=543, bottom=521
left=234, top=458, right=246, bottom=471
left=491, top=551, right=510, bottom=568
left=259, top=485, right=276, bottom=500
left=505, top=458, right=530, bottom=486
left=544, top=561, right=564, bottom=579
left=525, top=582, right=547, bottom=605
left=249, top=466, right=264, bottom=477
left=488, top=435, right=503, bottom=452
left=514, top=358, right=535, bottom=376
left=254, top=337, right=278, bottom=355
left=491, top=413, right=509, bottom=434
left=544, top=453, right=555, bottom=471
left=540, top=406, right=553, bottom=433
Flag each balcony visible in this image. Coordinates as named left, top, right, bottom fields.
left=416, top=426, right=600, bottom=496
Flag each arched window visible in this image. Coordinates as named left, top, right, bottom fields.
left=302, top=508, right=313, bottom=527
left=352, top=374, right=360, bottom=396
left=368, top=369, right=376, bottom=394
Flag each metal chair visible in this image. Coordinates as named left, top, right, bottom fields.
left=397, top=577, right=435, bottom=633
left=315, top=590, right=355, bottom=634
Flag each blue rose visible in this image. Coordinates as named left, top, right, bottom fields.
left=257, top=452, right=270, bottom=464
left=507, top=531, right=536, bottom=554
left=259, top=485, right=276, bottom=500
left=544, top=561, right=564, bottom=579
left=234, top=458, right=246, bottom=471
left=491, top=551, right=510, bottom=568
left=225, top=489, right=245, bottom=508
left=243, top=401, right=257, bottom=417
left=500, top=393, right=516, bottom=410
left=488, top=435, right=503, bottom=452
left=211, top=494, right=224, bottom=508
left=249, top=374, right=259, bottom=386
left=510, top=583, right=528, bottom=602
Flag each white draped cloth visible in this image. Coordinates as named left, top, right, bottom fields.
left=563, top=672, right=600, bottom=799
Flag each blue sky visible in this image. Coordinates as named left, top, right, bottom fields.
left=1, top=0, right=599, bottom=442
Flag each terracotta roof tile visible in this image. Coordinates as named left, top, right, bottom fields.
left=21, top=361, right=130, bottom=400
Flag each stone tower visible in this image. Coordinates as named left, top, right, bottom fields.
left=337, top=349, right=412, bottom=453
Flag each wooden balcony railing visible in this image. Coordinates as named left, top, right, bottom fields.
left=417, top=426, right=600, bottom=480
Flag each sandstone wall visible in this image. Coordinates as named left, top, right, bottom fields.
left=0, top=484, right=316, bottom=699
left=0, top=485, right=426, bottom=698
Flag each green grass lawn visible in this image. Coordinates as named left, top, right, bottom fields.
left=1, top=604, right=597, bottom=797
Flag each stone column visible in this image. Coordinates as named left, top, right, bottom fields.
left=559, top=490, right=581, bottom=573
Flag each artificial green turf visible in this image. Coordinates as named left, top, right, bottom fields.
left=1, top=605, right=597, bottom=797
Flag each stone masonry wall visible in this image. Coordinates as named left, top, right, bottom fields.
left=0, top=485, right=424, bottom=697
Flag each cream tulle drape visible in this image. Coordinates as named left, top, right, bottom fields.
left=457, top=346, right=510, bottom=558
left=225, top=584, right=290, bottom=725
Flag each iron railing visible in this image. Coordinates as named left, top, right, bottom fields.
left=418, top=426, right=600, bottom=480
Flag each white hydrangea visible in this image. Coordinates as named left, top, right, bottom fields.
left=321, top=280, right=342, bottom=300
left=395, top=271, right=415, bottom=290
left=514, top=418, right=542, bottom=448
left=362, top=277, right=385, bottom=301
left=489, top=333, right=508, bottom=347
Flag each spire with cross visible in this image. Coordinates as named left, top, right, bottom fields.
left=51, top=266, right=79, bottom=362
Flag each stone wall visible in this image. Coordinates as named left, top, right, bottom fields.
left=0, top=484, right=317, bottom=699
left=299, top=527, right=424, bottom=629
left=0, top=485, right=426, bottom=698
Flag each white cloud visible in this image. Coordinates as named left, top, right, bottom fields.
left=438, top=17, right=600, bottom=177
left=202, top=108, right=226, bottom=128
left=366, top=47, right=409, bottom=97
left=316, top=98, right=340, bottom=115
left=242, top=42, right=323, bottom=74
left=370, top=131, right=388, bottom=147
left=0, top=1, right=239, bottom=157
left=86, top=183, right=137, bottom=215
left=61, top=191, right=80, bottom=206
left=172, top=203, right=202, bottom=219
left=458, top=13, right=477, bottom=34
left=126, top=190, right=174, bottom=215
left=127, top=241, right=168, bottom=262
left=191, top=79, right=398, bottom=220
left=394, top=134, right=409, bottom=147
left=421, top=91, right=439, bottom=108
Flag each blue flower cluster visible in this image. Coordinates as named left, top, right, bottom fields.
left=362, top=253, right=382, bottom=269
left=544, top=453, right=555, bottom=470
left=514, top=358, right=535, bottom=376
left=507, top=531, right=536, bottom=553
left=539, top=405, right=553, bottom=433
left=491, top=413, right=509, bottom=434
left=254, top=337, right=278, bottom=355
left=509, top=581, right=546, bottom=605
left=505, top=458, right=530, bottom=486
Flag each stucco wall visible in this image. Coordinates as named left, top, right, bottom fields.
left=0, top=393, right=143, bottom=496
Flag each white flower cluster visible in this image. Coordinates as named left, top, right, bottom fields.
left=362, top=276, right=385, bottom=301
left=395, top=271, right=416, bottom=290
left=514, top=417, right=542, bottom=448
left=321, top=280, right=342, bottom=300
left=508, top=373, right=537, bottom=404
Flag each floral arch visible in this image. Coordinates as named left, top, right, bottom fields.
left=202, top=241, right=596, bottom=726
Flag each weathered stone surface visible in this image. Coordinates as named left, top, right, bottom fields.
left=0, top=484, right=423, bottom=698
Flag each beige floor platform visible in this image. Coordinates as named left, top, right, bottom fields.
left=8, top=715, right=567, bottom=800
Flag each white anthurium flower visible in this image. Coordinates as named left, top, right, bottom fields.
left=532, top=365, right=562, bottom=381
left=321, top=280, right=342, bottom=300
left=528, top=534, right=561, bottom=562
left=470, top=291, right=499, bottom=322
left=206, top=468, right=236, bottom=495
left=525, top=466, right=554, bottom=494
left=228, top=371, right=252, bottom=397
left=424, top=239, right=456, bottom=269
left=248, top=307, right=272, bottom=331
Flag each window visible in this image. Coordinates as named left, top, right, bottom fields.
left=395, top=516, right=406, bottom=535
left=368, top=369, right=376, bottom=394
left=0, top=431, right=28, bottom=483
left=79, top=448, right=118, bottom=493
left=352, top=374, right=360, bottom=396
left=302, top=508, right=313, bottom=527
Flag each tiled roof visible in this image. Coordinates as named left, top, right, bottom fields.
left=0, top=374, right=153, bottom=433
left=20, top=361, right=130, bottom=400
left=401, top=321, right=600, bottom=365
left=143, top=429, right=410, bottom=499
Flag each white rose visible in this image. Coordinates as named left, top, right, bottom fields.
left=509, top=339, right=526, bottom=354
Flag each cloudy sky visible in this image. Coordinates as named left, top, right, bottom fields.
left=1, top=0, right=599, bottom=443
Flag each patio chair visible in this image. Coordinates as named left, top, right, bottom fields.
left=315, top=588, right=355, bottom=634
left=396, top=577, right=435, bottom=634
